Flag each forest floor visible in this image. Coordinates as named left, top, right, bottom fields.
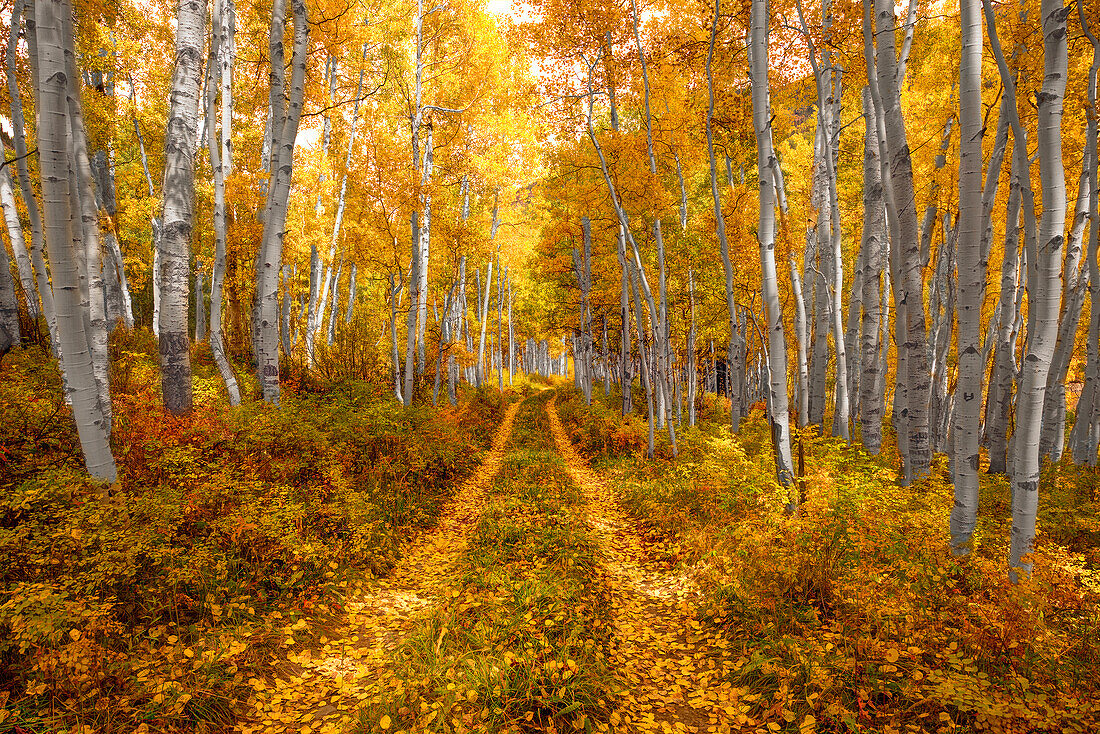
left=240, top=390, right=750, bottom=734
left=2, top=343, right=1099, bottom=734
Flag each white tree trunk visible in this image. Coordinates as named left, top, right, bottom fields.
left=0, top=236, right=20, bottom=343
left=158, top=0, right=205, bottom=415
left=253, top=0, right=308, bottom=404
left=1008, top=0, right=1068, bottom=581
left=0, top=138, right=37, bottom=319
left=859, top=86, right=886, bottom=453
left=750, top=0, right=795, bottom=501
left=207, top=0, right=240, bottom=405
left=8, top=0, right=55, bottom=351
left=950, top=0, right=983, bottom=553
left=34, top=0, right=115, bottom=482
left=706, top=0, right=740, bottom=432
left=875, top=0, right=931, bottom=480
left=1071, top=2, right=1100, bottom=466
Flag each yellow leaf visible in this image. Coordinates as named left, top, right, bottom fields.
left=69, top=629, right=81, bottom=642
left=885, top=648, right=899, bottom=663
left=380, top=715, right=392, bottom=729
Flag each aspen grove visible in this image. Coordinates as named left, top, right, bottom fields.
left=1, top=0, right=1099, bottom=731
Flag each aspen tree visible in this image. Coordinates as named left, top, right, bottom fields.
left=749, top=0, right=794, bottom=501
left=859, top=87, right=886, bottom=454
left=1071, top=1, right=1100, bottom=466
left=33, top=0, right=115, bottom=481
left=950, top=0, right=983, bottom=553
left=0, top=136, right=36, bottom=321
left=0, top=238, right=19, bottom=344
left=253, top=0, right=308, bottom=404
left=8, top=0, right=56, bottom=354
left=874, top=0, right=931, bottom=481
left=159, top=0, right=205, bottom=415
left=705, top=0, right=741, bottom=432
left=983, top=0, right=1067, bottom=577
left=206, top=0, right=240, bottom=405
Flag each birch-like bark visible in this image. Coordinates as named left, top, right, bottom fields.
left=1072, top=2, right=1100, bottom=466
left=706, top=0, right=741, bottom=432
left=1039, top=148, right=1091, bottom=461
left=790, top=247, right=809, bottom=428
left=207, top=0, right=240, bottom=405
left=0, top=137, right=37, bottom=319
left=34, top=0, right=115, bottom=481
left=875, top=0, right=931, bottom=479
left=253, top=0, right=308, bottom=404
left=477, top=255, right=494, bottom=386
left=630, top=267, right=655, bottom=459
left=750, top=0, right=795, bottom=499
left=796, top=0, right=848, bottom=440
left=345, top=263, right=356, bottom=324
left=859, top=87, right=886, bottom=453
left=950, top=0, right=984, bottom=553
left=159, top=0, right=205, bottom=415
left=630, top=0, right=672, bottom=432
left=326, top=254, right=342, bottom=345
left=0, top=237, right=19, bottom=343
left=220, top=0, right=234, bottom=172
left=62, top=16, right=113, bottom=427
left=1009, top=0, right=1068, bottom=581
left=9, top=0, right=55, bottom=350
left=390, top=271, right=404, bottom=401
left=985, top=157, right=1022, bottom=474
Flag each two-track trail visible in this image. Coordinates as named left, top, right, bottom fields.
left=242, top=400, right=522, bottom=734
left=546, top=397, right=738, bottom=734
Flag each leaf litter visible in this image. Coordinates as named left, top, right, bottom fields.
left=241, top=400, right=522, bottom=733
left=546, top=398, right=742, bottom=733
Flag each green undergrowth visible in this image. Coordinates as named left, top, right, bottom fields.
left=556, top=387, right=1100, bottom=734
left=361, top=392, right=613, bottom=734
left=0, top=332, right=507, bottom=733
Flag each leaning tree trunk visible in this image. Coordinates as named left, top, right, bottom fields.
left=950, top=0, right=984, bottom=554
left=158, top=0, right=205, bottom=416
left=33, top=0, right=115, bottom=482
left=253, top=0, right=308, bottom=404
left=750, top=0, right=795, bottom=504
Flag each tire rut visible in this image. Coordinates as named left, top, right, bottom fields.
left=546, top=397, right=738, bottom=734
left=243, top=399, right=522, bottom=734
